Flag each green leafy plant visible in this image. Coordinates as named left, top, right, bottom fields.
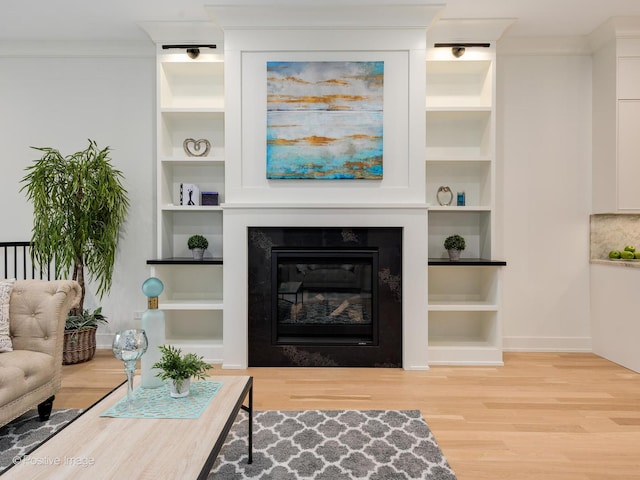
left=152, top=345, right=212, bottom=391
left=187, top=234, right=208, bottom=250
left=65, top=307, right=108, bottom=331
left=64, top=307, right=108, bottom=344
left=20, top=140, right=129, bottom=316
left=444, top=234, right=466, bottom=251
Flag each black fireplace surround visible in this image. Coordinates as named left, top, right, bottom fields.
left=248, top=227, right=402, bottom=367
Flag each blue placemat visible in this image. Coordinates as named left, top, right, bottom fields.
left=100, top=380, right=223, bottom=419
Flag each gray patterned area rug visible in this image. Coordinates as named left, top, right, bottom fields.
left=210, top=409, right=457, bottom=480
left=0, top=408, right=456, bottom=479
left=0, top=408, right=81, bottom=473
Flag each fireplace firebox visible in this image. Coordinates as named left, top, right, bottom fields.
left=272, top=248, right=378, bottom=346
left=248, top=227, right=402, bottom=367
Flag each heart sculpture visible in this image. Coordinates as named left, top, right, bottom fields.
left=183, top=138, right=211, bottom=157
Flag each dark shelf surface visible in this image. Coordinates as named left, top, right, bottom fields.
left=428, top=258, right=507, bottom=266
left=146, top=257, right=223, bottom=265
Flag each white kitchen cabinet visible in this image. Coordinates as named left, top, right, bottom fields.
left=617, top=100, right=640, bottom=210
left=593, top=38, right=640, bottom=212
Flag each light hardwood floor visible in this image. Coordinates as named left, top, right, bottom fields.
left=56, top=351, right=640, bottom=480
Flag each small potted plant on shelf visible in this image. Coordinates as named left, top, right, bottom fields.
left=187, top=234, right=208, bottom=260
left=152, top=345, right=212, bottom=398
left=444, top=234, right=466, bottom=261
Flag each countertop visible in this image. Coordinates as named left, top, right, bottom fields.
left=590, top=258, right=640, bottom=269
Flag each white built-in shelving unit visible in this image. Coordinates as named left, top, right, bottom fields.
left=147, top=44, right=226, bottom=362
left=425, top=44, right=505, bottom=365
left=140, top=16, right=509, bottom=367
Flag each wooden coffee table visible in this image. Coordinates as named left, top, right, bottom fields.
left=3, top=375, right=253, bottom=479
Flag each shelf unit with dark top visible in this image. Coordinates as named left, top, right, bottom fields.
left=426, top=42, right=505, bottom=365
left=146, top=39, right=226, bottom=362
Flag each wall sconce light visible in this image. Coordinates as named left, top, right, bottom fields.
left=452, top=46, right=465, bottom=58
left=434, top=43, right=490, bottom=58
left=162, top=44, right=217, bottom=59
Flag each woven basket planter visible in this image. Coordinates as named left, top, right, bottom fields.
left=62, top=326, right=97, bottom=365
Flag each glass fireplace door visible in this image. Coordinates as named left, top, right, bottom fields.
left=271, top=248, right=378, bottom=346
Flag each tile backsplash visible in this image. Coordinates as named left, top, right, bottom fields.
left=590, top=213, right=640, bottom=260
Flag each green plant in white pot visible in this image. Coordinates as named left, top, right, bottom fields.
left=187, top=234, right=208, bottom=260
left=444, top=234, right=466, bottom=261
left=153, top=345, right=212, bottom=398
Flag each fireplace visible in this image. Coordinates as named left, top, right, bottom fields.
left=272, top=248, right=378, bottom=346
left=248, top=227, right=402, bottom=367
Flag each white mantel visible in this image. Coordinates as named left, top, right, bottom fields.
left=222, top=206, right=429, bottom=370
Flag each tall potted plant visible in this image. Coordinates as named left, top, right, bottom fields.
left=21, top=139, right=129, bottom=363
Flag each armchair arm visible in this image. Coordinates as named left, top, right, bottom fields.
left=9, top=280, right=82, bottom=362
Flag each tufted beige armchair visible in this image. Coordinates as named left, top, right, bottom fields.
left=0, top=280, right=81, bottom=427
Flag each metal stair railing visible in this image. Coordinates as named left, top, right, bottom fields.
left=0, top=241, right=57, bottom=280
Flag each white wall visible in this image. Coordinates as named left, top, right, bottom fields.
left=0, top=52, right=156, bottom=344
left=498, top=53, right=592, bottom=351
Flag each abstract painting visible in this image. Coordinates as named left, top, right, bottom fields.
left=266, top=61, right=383, bottom=179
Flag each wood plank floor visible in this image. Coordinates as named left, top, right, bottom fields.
left=56, top=351, right=640, bottom=479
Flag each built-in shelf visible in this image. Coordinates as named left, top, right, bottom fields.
left=160, top=157, right=225, bottom=165
left=425, top=46, right=502, bottom=366
left=159, top=110, right=225, bottom=160
left=426, top=106, right=492, bottom=112
left=425, top=109, right=492, bottom=158
left=151, top=45, right=226, bottom=364
left=428, top=258, right=506, bottom=266
left=425, top=59, right=492, bottom=108
left=147, top=257, right=223, bottom=265
left=160, top=205, right=223, bottom=211
left=427, top=206, right=491, bottom=212
left=159, top=299, right=224, bottom=310
left=160, top=107, right=224, bottom=114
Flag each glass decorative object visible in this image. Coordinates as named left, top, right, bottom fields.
left=141, top=277, right=166, bottom=389
left=112, top=329, right=148, bottom=411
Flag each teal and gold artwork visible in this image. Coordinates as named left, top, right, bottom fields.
left=266, top=61, right=383, bottom=180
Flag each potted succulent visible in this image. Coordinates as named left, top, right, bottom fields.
left=187, top=234, right=208, bottom=260
left=444, top=234, right=466, bottom=261
left=153, top=345, right=212, bottom=398
left=20, top=140, right=129, bottom=363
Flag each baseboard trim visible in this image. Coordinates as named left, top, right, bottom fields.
left=503, top=336, right=592, bottom=352
left=402, top=364, right=430, bottom=371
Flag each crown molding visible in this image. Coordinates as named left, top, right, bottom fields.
left=427, top=18, right=516, bottom=45
left=589, top=16, right=640, bottom=52
left=206, top=4, right=444, bottom=30
left=497, top=36, right=591, bottom=56
left=138, top=21, right=224, bottom=46
left=0, top=40, right=154, bottom=58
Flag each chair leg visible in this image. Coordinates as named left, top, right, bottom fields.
left=37, top=395, right=55, bottom=421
